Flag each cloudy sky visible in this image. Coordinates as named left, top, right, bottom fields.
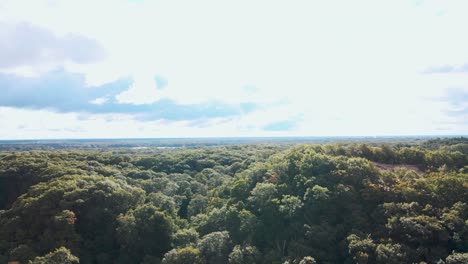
left=0, top=0, right=467, bottom=139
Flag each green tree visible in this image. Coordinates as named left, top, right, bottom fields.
left=173, top=229, right=199, bottom=248
left=445, top=252, right=468, bottom=264
left=299, top=256, right=317, bottom=264
left=161, top=246, right=204, bottom=264
left=188, top=194, right=209, bottom=218
left=230, top=179, right=250, bottom=201
left=29, top=247, right=79, bottom=264
left=228, top=245, right=260, bottom=264
left=198, top=231, right=232, bottom=264
left=117, top=204, right=174, bottom=262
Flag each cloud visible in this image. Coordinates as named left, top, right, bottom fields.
left=0, top=69, right=130, bottom=111
left=442, top=88, right=468, bottom=107
left=89, top=97, right=109, bottom=105
left=438, top=88, right=468, bottom=118
left=423, top=64, right=468, bottom=74
left=261, top=114, right=302, bottom=132
left=0, top=107, right=261, bottom=139
left=0, top=70, right=257, bottom=121
left=1, top=0, right=468, bottom=137
left=0, top=22, right=106, bottom=69
left=154, top=75, right=168, bottom=90
left=263, top=120, right=298, bottom=131
left=115, top=73, right=162, bottom=104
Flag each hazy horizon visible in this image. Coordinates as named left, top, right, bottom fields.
left=1, top=0, right=467, bottom=139
left=0, top=134, right=466, bottom=142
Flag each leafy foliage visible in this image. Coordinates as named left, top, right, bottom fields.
left=29, top=247, right=79, bottom=264
left=0, top=140, right=466, bottom=263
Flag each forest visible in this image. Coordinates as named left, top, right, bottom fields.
left=0, top=137, right=467, bottom=264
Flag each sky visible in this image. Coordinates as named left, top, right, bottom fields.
left=0, top=0, right=467, bottom=139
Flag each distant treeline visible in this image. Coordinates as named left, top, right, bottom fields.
left=0, top=138, right=467, bottom=263
left=1, top=136, right=461, bottom=151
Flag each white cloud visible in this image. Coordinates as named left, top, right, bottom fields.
left=89, top=97, right=109, bottom=105
left=115, top=73, right=162, bottom=105
left=0, top=21, right=105, bottom=75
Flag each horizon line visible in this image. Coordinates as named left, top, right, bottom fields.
left=0, top=135, right=466, bottom=142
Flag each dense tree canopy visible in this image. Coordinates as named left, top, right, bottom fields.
left=0, top=139, right=467, bottom=263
